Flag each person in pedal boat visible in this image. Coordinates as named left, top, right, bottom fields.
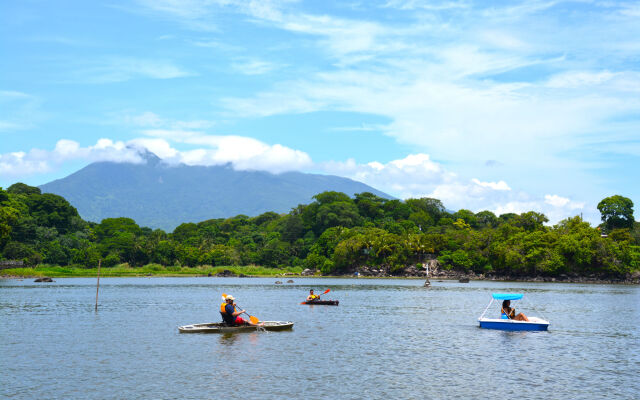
left=220, top=295, right=259, bottom=326
left=501, top=300, right=529, bottom=321
left=306, top=289, right=320, bottom=302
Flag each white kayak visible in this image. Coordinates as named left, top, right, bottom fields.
left=178, top=321, right=294, bottom=333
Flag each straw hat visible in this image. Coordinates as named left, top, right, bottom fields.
left=225, top=295, right=235, bottom=301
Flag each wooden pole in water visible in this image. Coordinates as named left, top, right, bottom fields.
left=95, top=259, right=101, bottom=311
left=423, top=256, right=431, bottom=288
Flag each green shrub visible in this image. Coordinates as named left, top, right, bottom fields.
left=103, top=253, right=120, bottom=268
left=320, top=259, right=335, bottom=275
left=143, top=263, right=164, bottom=272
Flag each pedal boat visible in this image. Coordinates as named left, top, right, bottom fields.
left=178, top=321, right=294, bottom=333
left=478, top=293, right=549, bottom=331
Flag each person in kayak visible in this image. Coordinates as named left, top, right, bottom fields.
left=221, top=295, right=260, bottom=326
left=501, top=300, right=529, bottom=321
left=306, top=289, right=320, bottom=302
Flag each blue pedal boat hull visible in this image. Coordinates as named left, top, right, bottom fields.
left=479, top=318, right=549, bottom=331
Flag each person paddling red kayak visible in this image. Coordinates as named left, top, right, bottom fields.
left=306, top=289, right=322, bottom=302
left=300, top=289, right=338, bottom=305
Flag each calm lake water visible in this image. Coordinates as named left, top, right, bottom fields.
left=1, top=277, right=639, bottom=399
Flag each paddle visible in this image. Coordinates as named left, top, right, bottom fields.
left=221, top=293, right=260, bottom=324
left=300, top=288, right=330, bottom=304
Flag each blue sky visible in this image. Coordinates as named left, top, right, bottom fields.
left=1, top=0, right=639, bottom=224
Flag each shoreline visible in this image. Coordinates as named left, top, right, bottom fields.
left=2, top=272, right=638, bottom=285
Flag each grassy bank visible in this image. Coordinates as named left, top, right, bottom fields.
left=1, top=263, right=304, bottom=278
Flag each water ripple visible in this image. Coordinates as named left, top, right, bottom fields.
left=1, top=277, right=638, bottom=399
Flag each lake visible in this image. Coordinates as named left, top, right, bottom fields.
left=1, top=277, right=638, bottom=399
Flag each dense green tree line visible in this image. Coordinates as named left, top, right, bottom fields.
left=1, top=183, right=638, bottom=278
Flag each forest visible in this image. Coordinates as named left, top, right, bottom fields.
left=1, top=183, right=638, bottom=278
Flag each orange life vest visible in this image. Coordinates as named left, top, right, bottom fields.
left=221, top=302, right=236, bottom=314
left=220, top=302, right=237, bottom=325
left=501, top=307, right=515, bottom=319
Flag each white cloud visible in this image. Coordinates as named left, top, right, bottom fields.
left=320, top=153, right=590, bottom=223
left=428, top=180, right=514, bottom=210
left=546, top=71, right=640, bottom=94
left=136, top=0, right=212, bottom=19
left=199, top=1, right=640, bottom=209
left=321, top=153, right=515, bottom=209
left=130, top=0, right=640, bottom=167
left=127, top=138, right=180, bottom=159
left=544, top=194, right=584, bottom=209
left=51, top=138, right=143, bottom=163
left=0, top=108, right=313, bottom=178
left=544, top=193, right=569, bottom=207
left=231, top=59, right=279, bottom=75
left=125, top=111, right=313, bottom=171
left=0, top=139, right=144, bottom=177
left=124, top=112, right=313, bottom=172
left=163, top=135, right=314, bottom=172
left=73, top=57, right=192, bottom=84
left=0, top=139, right=592, bottom=223
left=125, top=1, right=640, bottom=192
left=52, top=139, right=81, bottom=158
left=491, top=195, right=588, bottom=225
left=322, top=153, right=456, bottom=199
left=0, top=151, right=51, bottom=176
left=223, top=68, right=635, bottom=173
left=471, top=178, right=511, bottom=191
left=546, top=71, right=617, bottom=89
left=492, top=201, right=543, bottom=216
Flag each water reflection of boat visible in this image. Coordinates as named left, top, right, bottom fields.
left=478, top=293, right=549, bottom=331
left=178, top=321, right=293, bottom=333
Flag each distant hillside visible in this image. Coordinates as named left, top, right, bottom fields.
left=39, top=153, right=392, bottom=231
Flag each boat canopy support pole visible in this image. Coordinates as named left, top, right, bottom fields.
left=521, top=295, right=548, bottom=322
left=479, top=298, right=493, bottom=319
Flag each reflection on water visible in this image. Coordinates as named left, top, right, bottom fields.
left=1, top=277, right=638, bottom=399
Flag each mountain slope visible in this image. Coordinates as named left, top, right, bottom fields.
left=39, top=155, right=391, bottom=231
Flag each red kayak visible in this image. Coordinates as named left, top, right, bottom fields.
left=301, top=300, right=339, bottom=306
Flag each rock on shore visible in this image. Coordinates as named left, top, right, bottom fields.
left=214, top=269, right=247, bottom=277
